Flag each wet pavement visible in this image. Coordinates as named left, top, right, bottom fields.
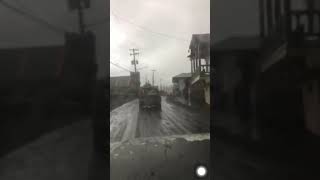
left=110, top=96, right=210, bottom=142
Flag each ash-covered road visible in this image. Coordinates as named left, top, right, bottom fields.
left=110, top=96, right=210, bottom=143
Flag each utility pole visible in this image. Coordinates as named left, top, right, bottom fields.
left=67, top=0, right=90, bottom=34
left=130, top=48, right=139, bottom=73
left=160, top=78, right=162, bottom=91
left=78, top=1, right=85, bottom=34
left=152, top=69, right=156, bottom=86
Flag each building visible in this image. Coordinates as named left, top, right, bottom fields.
left=213, top=0, right=320, bottom=140
left=172, top=73, right=191, bottom=96
left=188, top=34, right=210, bottom=105
left=110, top=72, right=140, bottom=96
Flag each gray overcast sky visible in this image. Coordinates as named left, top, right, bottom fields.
left=110, top=0, right=210, bottom=86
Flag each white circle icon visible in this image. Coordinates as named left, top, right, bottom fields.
left=196, top=165, right=207, bottom=178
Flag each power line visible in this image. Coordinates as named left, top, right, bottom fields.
left=110, top=62, right=131, bottom=72
left=111, top=11, right=189, bottom=43
left=110, top=60, right=132, bottom=72
left=111, top=15, right=141, bottom=48
left=137, top=65, right=148, bottom=71
left=0, top=0, right=68, bottom=35
left=87, top=11, right=189, bottom=44
left=110, top=56, right=132, bottom=70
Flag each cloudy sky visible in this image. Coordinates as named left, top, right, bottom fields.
left=110, top=0, right=210, bottom=86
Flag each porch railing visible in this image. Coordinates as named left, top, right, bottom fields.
left=193, top=65, right=210, bottom=78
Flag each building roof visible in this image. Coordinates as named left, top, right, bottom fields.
left=188, top=34, right=210, bottom=59
left=189, top=34, right=210, bottom=49
left=110, top=76, right=131, bottom=88
left=172, top=73, right=192, bottom=83
left=173, top=73, right=192, bottom=79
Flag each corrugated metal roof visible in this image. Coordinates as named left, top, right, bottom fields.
left=173, top=73, right=192, bottom=79
left=172, top=73, right=191, bottom=83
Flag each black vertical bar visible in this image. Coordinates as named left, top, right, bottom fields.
left=78, top=2, right=85, bottom=34
left=275, top=0, right=281, bottom=32
left=284, top=0, right=291, bottom=37
left=89, top=0, right=109, bottom=179
left=307, top=0, right=315, bottom=34
left=259, top=0, right=266, bottom=37
left=318, top=13, right=320, bottom=34
left=267, top=0, right=273, bottom=35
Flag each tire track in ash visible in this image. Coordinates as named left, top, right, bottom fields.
left=164, top=102, right=202, bottom=128
left=172, top=104, right=210, bottom=133
left=136, top=109, right=162, bottom=138
left=161, top=100, right=202, bottom=134
left=164, top=100, right=209, bottom=133
left=160, top=98, right=196, bottom=135
left=159, top=117, right=176, bottom=136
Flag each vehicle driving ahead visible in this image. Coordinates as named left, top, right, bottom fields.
left=139, top=82, right=161, bottom=110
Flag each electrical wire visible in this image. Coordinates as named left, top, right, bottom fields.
left=87, top=10, right=189, bottom=44
left=0, top=0, right=68, bottom=35
left=110, top=60, right=132, bottom=72
left=111, top=14, right=141, bottom=48
left=111, top=11, right=189, bottom=43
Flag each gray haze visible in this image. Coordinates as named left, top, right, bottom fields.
left=0, top=0, right=108, bottom=78
left=110, top=0, right=210, bottom=86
